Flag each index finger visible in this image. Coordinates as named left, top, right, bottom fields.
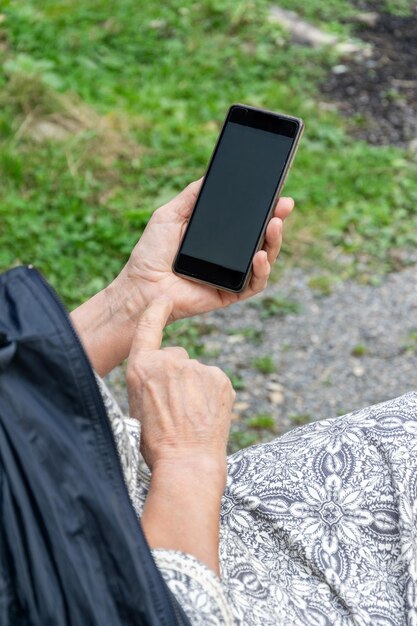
left=129, top=297, right=173, bottom=356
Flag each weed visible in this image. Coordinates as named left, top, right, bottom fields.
left=225, top=369, right=246, bottom=391
left=247, top=414, right=276, bottom=431
left=351, top=343, right=367, bottom=357
left=228, top=430, right=259, bottom=452
left=253, top=355, right=276, bottom=374
left=252, top=296, right=301, bottom=319
left=228, top=327, right=264, bottom=344
left=163, top=319, right=215, bottom=358
left=308, top=275, right=337, bottom=296
left=404, top=331, right=417, bottom=353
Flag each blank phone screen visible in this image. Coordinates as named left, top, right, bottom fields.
left=180, top=121, right=295, bottom=272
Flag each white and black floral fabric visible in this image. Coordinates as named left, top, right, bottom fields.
left=96, top=373, right=417, bottom=626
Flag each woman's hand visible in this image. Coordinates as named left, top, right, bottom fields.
left=126, top=296, right=235, bottom=481
left=71, top=179, right=294, bottom=376
left=115, top=179, right=294, bottom=323
left=127, top=296, right=235, bottom=575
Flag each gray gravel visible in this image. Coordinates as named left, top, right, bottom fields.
left=106, top=264, right=417, bottom=437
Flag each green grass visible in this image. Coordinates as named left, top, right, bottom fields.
left=1, top=0, right=417, bottom=311
left=384, top=0, right=416, bottom=16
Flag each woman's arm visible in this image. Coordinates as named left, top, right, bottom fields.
left=125, top=297, right=234, bottom=575
left=141, top=457, right=225, bottom=576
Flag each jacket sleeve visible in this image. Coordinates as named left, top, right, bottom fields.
left=151, top=548, right=236, bottom=626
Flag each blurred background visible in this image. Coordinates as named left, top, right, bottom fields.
left=1, top=0, right=417, bottom=451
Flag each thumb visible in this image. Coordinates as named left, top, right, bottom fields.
left=170, top=178, right=203, bottom=220
left=129, top=297, right=173, bottom=357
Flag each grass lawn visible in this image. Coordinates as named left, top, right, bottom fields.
left=1, top=0, right=417, bottom=308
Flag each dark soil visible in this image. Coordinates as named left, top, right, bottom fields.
left=321, top=3, right=417, bottom=146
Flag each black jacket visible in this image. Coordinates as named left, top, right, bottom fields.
left=0, top=265, right=191, bottom=626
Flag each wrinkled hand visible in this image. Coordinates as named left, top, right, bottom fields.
left=117, top=179, right=294, bottom=323
left=126, top=297, right=235, bottom=478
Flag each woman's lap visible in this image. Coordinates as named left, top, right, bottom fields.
left=219, top=391, right=417, bottom=625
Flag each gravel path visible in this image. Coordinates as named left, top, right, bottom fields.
left=106, top=264, right=417, bottom=442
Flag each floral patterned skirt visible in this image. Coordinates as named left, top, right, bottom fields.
left=219, top=391, right=417, bottom=626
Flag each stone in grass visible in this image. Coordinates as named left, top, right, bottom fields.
left=408, top=138, right=417, bottom=155
left=227, top=334, right=245, bottom=344
left=235, top=401, right=250, bottom=411
left=352, top=364, right=365, bottom=377
left=353, top=12, right=379, bottom=27
left=266, top=381, right=284, bottom=391
left=227, top=327, right=265, bottom=345
left=268, top=6, right=372, bottom=59
left=269, top=390, right=284, bottom=405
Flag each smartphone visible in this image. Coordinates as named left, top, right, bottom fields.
left=173, top=104, right=304, bottom=293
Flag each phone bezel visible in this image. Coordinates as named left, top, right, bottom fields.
left=173, top=103, right=304, bottom=293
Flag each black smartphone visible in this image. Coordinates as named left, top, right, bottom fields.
left=173, top=104, right=304, bottom=293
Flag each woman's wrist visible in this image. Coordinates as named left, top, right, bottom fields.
left=70, top=276, right=146, bottom=376
left=152, top=454, right=228, bottom=494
